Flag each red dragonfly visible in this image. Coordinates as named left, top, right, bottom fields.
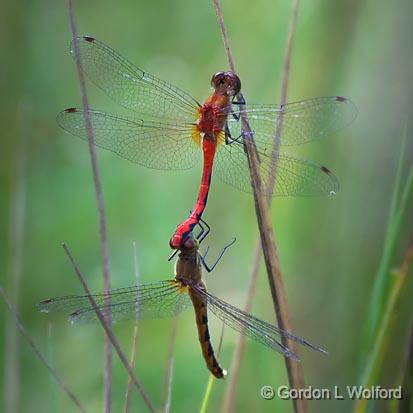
left=58, top=36, right=356, bottom=249
left=38, top=220, right=327, bottom=378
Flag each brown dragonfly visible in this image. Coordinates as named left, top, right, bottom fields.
left=37, top=220, right=326, bottom=378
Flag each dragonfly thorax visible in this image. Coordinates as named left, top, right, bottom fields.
left=174, top=243, right=203, bottom=284
left=197, top=105, right=222, bottom=137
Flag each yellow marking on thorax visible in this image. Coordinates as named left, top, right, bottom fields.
left=169, top=279, right=189, bottom=293
left=216, top=130, right=225, bottom=146
left=191, top=124, right=201, bottom=146
left=191, top=107, right=202, bottom=146
left=191, top=124, right=225, bottom=147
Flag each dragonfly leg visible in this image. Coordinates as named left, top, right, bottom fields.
left=201, top=237, right=236, bottom=273
left=231, top=93, right=246, bottom=106
left=196, top=217, right=210, bottom=245
left=225, top=122, right=254, bottom=146
left=201, top=245, right=210, bottom=261
left=167, top=249, right=179, bottom=261
left=231, top=111, right=240, bottom=121
left=224, top=124, right=243, bottom=145
left=195, top=217, right=206, bottom=240
left=168, top=216, right=210, bottom=261
left=229, top=93, right=246, bottom=122
left=224, top=122, right=234, bottom=144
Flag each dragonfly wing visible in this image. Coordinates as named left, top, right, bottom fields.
left=226, top=96, right=357, bottom=147
left=57, top=108, right=200, bottom=170
left=70, top=36, right=199, bottom=122
left=214, top=139, right=339, bottom=196
left=37, top=280, right=191, bottom=324
left=191, top=285, right=327, bottom=360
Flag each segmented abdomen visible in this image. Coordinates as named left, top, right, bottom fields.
left=188, top=285, right=225, bottom=378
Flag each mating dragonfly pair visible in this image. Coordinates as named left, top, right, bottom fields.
left=38, top=36, right=355, bottom=377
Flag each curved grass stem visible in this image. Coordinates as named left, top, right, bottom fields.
left=212, top=1, right=306, bottom=412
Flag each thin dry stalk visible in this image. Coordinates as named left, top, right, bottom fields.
left=221, top=245, right=260, bottom=413
left=222, top=2, right=302, bottom=411
left=3, top=101, right=28, bottom=413
left=62, top=243, right=156, bottom=413
left=0, top=284, right=87, bottom=413
left=66, top=2, right=112, bottom=412
left=123, top=325, right=139, bottom=413
left=163, top=358, right=174, bottom=413
left=159, top=317, right=179, bottom=413
left=160, top=317, right=178, bottom=413
left=123, top=242, right=140, bottom=413
left=212, top=1, right=306, bottom=412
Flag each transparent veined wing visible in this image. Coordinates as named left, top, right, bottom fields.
left=57, top=108, right=200, bottom=170
left=70, top=36, right=200, bottom=122
left=214, top=134, right=339, bottom=196
left=191, top=284, right=327, bottom=360
left=226, top=96, right=357, bottom=147
left=37, top=280, right=191, bottom=323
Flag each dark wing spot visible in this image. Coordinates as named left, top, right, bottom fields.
left=41, top=299, right=53, bottom=304
left=320, top=165, right=331, bottom=174
left=65, top=107, right=77, bottom=113
left=335, top=96, right=346, bottom=102
left=204, top=329, right=210, bottom=342
left=70, top=310, right=80, bottom=317
left=83, top=36, right=95, bottom=43
left=201, top=314, right=208, bottom=325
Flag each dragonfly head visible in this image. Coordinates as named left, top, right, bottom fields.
left=211, top=71, right=241, bottom=97
left=180, top=233, right=199, bottom=252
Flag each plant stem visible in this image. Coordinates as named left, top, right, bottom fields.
left=3, top=100, right=28, bottom=413
left=221, top=2, right=301, bottom=410
left=211, top=1, right=306, bottom=412
left=161, top=318, right=178, bottom=413
left=0, top=284, right=87, bottom=413
left=123, top=242, right=140, bottom=413
left=66, top=2, right=112, bottom=412
left=399, top=320, right=413, bottom=413
left=360, top=130, right=406, bottom=366
left=62, top=243, right=156, bottom=413
left=353, top=239, right=413, bottom=413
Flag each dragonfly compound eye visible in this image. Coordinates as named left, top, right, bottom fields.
left=211, top=72, right=226, bottom=88
left=224, top=71, right=241, bottom=96
left=211, top=71, right=241, bottom=96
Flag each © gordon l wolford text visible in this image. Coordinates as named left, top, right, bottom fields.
left=259, top=385, right=403, bottom=401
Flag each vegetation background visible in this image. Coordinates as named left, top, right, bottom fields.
left=1, top=0, right=412, bottom=412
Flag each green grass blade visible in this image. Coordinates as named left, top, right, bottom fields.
left=199, top=324, right=225, bottom=413
left=199, top=374, right=215, bottom=413
left=359, top=125, right=409, bottom=370
left=353, top=240, right=413, bottom=413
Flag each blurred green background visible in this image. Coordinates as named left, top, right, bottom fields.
left=1, top=0, right=412, bottom=412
